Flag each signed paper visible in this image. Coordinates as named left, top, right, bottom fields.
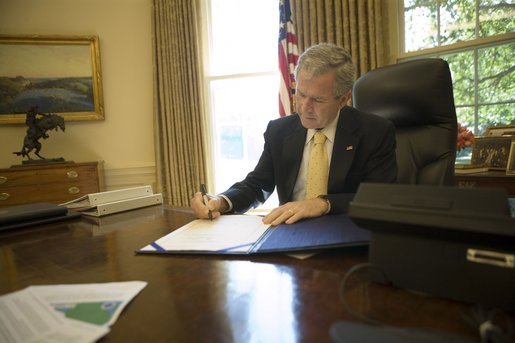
left=138, top=215, right=271, bottom=253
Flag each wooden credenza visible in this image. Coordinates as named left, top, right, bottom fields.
left=0, top=161, right=103, bottom=207
left=455, top=171, right=515, bottom=196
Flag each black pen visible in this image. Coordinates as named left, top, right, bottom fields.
left=200, top=184, right=213, bottom=220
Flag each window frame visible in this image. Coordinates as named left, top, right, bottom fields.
left=199, top=0, right=280, bottom=197
left=396, top=0, right=515, bottom=134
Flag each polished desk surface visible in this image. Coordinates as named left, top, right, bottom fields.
left=0, top=205, right=512, bottom=342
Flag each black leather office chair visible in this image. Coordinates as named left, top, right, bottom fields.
left=352, top=59, right=457, bottom=185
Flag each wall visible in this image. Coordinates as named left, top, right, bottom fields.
left=0, top=0, right=156, bottom=190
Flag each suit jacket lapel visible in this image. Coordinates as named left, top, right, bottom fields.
left=280, top=118, right=306, bottom=201
left=328, top=108, right=359, bottom=192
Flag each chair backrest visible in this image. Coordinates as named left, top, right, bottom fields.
left=352, top=58, right=457, bottom=185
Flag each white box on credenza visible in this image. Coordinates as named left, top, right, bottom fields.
left=60, top=185, right=163, bottom=217
left=80, top=193, right=163, bottom=217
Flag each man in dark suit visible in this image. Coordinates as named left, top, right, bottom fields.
left=191, top=43, right=397, bottom=225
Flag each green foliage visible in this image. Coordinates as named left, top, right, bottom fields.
left=440, top=0, right=476, bottom=45
left=440, top=42, right=514, bottom=134
left=479, top=0, right=515, bottom=36
left=403, top=0, right=514, bottom=134
left=445, top=51, right=475, bottom=105
left=404, top=0, right=514, bottom=49
left=478, top=43, right=514, bottom=103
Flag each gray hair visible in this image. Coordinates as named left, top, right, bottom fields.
left=294, top=43, right=356, bottom=99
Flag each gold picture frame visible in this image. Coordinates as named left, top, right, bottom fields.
left=485, top=125, right=515, bottom=137
left=507, top=140, right=515, bottom=175
left=0, top=34, right=104, bottom=124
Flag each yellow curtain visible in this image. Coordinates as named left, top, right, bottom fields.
left=152, top=0, right=207, bottom=207
left=291, top=0, right=385, bottom=76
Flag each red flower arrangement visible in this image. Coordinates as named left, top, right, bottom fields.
left=456, top=123, right=474, bottom=151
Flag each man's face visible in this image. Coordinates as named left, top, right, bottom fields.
left=295, top=69, right=350, bottom=129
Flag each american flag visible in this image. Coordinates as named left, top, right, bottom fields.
left=278, top=0, right=299, bottom=116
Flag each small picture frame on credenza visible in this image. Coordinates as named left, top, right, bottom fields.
left=471, top=136, right=512, bottom=170
left=470, top=136, right=514, bottom=171
left=486, top=125, right=515, bottom=137
left=506, top=140, right=515, bottom=175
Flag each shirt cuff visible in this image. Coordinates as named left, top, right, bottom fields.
left=324, top=199, right=331, bottom=214
left=318, top=195, right=331, bottom=214
left=218, top=194, right=233, bottom=213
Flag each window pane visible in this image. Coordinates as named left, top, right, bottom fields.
left=402, top=1, right=515, bottom=139
left=456, top=106, right=476, bottom=130
left=479, top=0, right=515, bottom=37
left=210, top=75, right=278, bottom=195
left=209, top=0, right=278, bottom=75
left=477, top=43, right=515, bottom=104
left=444, top=50, right=475, bottom=106
left=440, top=0, right=476, bottom=45
left=403, top=0, right=515, bottom=53
left=404, top=2, right=438, bottom=51
left=479, top=104, right=515, bottom=132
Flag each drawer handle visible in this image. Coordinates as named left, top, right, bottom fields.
left=467, top=248, right=514, bottom=268
left=68, top=186, right=80, bottom=194
left=458, top=181, right=477, bottom=188
left=0, top=176, right=7, bottom=184
left=67, top=171, right=79, bottom=178
left=0, top=192, right=10, bottom=201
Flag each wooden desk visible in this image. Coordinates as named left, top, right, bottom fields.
left=0, top=206, right=512, bottom=342
left=455, top=171, right=515, bottom=196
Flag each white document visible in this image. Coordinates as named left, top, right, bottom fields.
left=0, top=289, right=108, bottom=343
left=27, top=281, right=148, bottom=327
left=0, top=281, right=146, bottom=343
left=139, top=215, right=271, bottom=253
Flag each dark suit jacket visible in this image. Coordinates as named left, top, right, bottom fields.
left=222, top=106, right=397, bottom=214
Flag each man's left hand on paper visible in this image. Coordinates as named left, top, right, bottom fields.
left=263, top=197, right=329, bottom=226
left=190, top=192, right=225, bottom=220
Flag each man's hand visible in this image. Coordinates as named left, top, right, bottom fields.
left=190, top=193, right=227, bottom=220
left=263, top=198, right=329, bottom=226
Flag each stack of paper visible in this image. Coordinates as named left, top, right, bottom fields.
left=454, top=164, right=490, bottom=174
left=0, top=281, right=147, bottom=343
left=60, top=185, right=163, bottom=217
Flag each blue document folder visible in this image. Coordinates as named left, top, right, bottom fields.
left=251, top=214, right=369, bottom=253
left=137, top=213, right=370, bottom=255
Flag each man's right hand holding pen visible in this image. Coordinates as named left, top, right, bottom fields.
left=190, top=191, right=229, bottom=220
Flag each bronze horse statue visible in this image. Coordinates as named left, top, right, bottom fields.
left=13, top=107, right=65, bottom=160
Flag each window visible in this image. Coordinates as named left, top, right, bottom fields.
left=400, top=0, right=514, bottom=134
left=202, top=0, right=279, bottom=206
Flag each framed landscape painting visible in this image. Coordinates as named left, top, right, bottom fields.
left=0, top=34, right=104, bottom=124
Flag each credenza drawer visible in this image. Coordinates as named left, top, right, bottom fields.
left=0, top=161, right=103, bottom=207
left=38, top=165, right=99, bottom=184
left=455, top=171, right=515, bottom=197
